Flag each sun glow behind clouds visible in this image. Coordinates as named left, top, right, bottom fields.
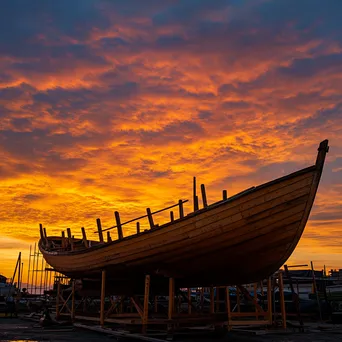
left=1, top=0, right=342, bottom=280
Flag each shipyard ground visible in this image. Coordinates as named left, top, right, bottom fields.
left=1, top=317, right=342, bottom=342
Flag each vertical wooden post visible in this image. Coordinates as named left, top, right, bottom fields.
left=142, top=275, right=150, bottom=334
left=200, top=287, right=204, bottom=311
left=236, top=286, right=241, bottom=312
left=226, top=287, right=232, bottom=331
left=223, top=190, right=227, bottom=200
left=170, top=211, right=174, bottom=222
left=201, top=184, right=208, bottom=208
left=311, top=261, right=322, bottom=321
left=114, top=212, right=123, bottom=239
left=267, top=277, right=272, bottom=325
left=96, top=218, right=104, bottom=243
left=100, top=270, right=106, bottom=326
left=81, top=227, right=89, bottom=248
left=107, top=231, right=112, bottom=242
left=39, top=223, right=44, bottom=239
left=210, top=286, right=215, bottom=314
left=67, top=228, right=74, bottom=251
left=216, top=287, right=220, bottom=313
left=136, top=222, right=140, bottom=234
left=146, top=208, right=154, bottom=229
left=254, top=282, right=258, bottom=319
left=178, top=200, right=184, bottom=218
left=168, top=278, right=174, bottom=319
left=61, top=231, right=66, bottom=248
left=187, top=288, right=191, bottom=314
left=193, top=177, right=199, bottom=211
left=278, top=272, right=286, bottom=329
left=56, top=280, right=61, bottom=319
left=71, top=280, right=75, bottom=322
left=154, top=295, right=158, bottom=313
left=168, top=277, right=175, bottom=337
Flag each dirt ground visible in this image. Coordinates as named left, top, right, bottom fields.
left=1, top=317, right=342, bottom=342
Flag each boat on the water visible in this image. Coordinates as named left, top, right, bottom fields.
left=39, top=140, right=329, bottom=294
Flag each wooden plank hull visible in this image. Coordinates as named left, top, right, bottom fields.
left=39, top=140, right=329, bottom=293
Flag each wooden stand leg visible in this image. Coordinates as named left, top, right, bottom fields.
left=56, top=280, right=60, bottom=320
left=187, top=288, right=191, bottom=314
left=100, top=270, right=106, bottom=326
left=210, top=286, right=214, bottom=314
left=278, top=272, right=286, bottom=329
left=267, top=277, right=272, bottom=325
left=226, top=287, right=232, bottom=331
left=142, top=275, right=150, bottom=334
left=71, top=280, right=75, bottom=322
left=168, top=278, right=175, bottom=339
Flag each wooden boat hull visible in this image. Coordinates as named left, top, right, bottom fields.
left=39, top=140, right=329, bottom=294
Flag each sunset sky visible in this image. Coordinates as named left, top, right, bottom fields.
left=1, top=0, right=342, bottom=281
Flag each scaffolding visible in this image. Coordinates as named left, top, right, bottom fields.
left=26, top=243, right=66, bottom=295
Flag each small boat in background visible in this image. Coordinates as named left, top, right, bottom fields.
left=39, top=140, right=329, bottom=294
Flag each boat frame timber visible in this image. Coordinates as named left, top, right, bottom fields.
left=39, top=140, right=329, bottom=292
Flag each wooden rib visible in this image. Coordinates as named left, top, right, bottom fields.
left=146, top=208, right=154, bottom=229
left=114, top=212, right=123, bottom=240
left=96, top=219, right=104, bottom=243
left=170, top=211, right=174, bottom=222
left=193, top=177, right=198, bottom=211
left=42, top=179, right=310, bottom=270
left=81, top=228, right=89, bottom=248
left=201, top=184, right=208, bottom=208
left=53, top=171, right=314, bottom=259
left=40, top=163, right=320, bottom=284
left=223, top=190, right=227, bottom=200
left=107, top=232, right=112, bottom=242
left=136, top=222, right=140, bottom=234
left=178, top=200, right=184, bottom=219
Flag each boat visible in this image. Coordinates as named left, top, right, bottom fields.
left=39, top=140, right=329, bottom=294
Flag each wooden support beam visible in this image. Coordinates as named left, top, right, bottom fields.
left=168, top=278, right=174, bottom=320
left=142, top=275, right=150, bottom=334
left=236, top=286, right=241, bottom=312
left=201, top=184, right=208, bottom=208
left=61, top=231, right=66, bottom=248
left=81, top=227, right=89, bottom=248
left=136, top=222, right=140, bottom=234
left=254, top=282, right=258, bottom=319
left=100, top=270, right=106, bottom=326
left=193, top=177, right=199, bottom=211
left=114, top=212, right=123, bottom=239
left=210, top=286, right=214, bottom=314
left=223, top=190, right=227, bottom=200
left=43, top=227, right=47, bottom=238
left=71, top=280, right=76, bottom=322
left=170, top=211, right=174, bottom=222
left=154, top=295, right=158, bottom=313
left=278, top=272, right=286, bottom=329
left=107, top=231, right=112, bottom=242
left=67, top=227, right=72, bottom=240
left=311, top=261, right=323, bottom=321
left=67, top=228, right=74, bottom=251
left=39, top=223, right=44, bottom=239
left=56, top=280, right=61, bottom=319
left=178, top=200, right=184, bottom=218
left=226, top=287, right=232, bottom=331
left=216, top=286, right=220, bottom=313
left=146, top=208, right=154, bottom=229
left=267, top=277, right=272, bottom=325
left=130, top=296, right=143, bottom=317
left=96, top=218, right=104, bottom=243
left=187, top=288, right=191, bottom=314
